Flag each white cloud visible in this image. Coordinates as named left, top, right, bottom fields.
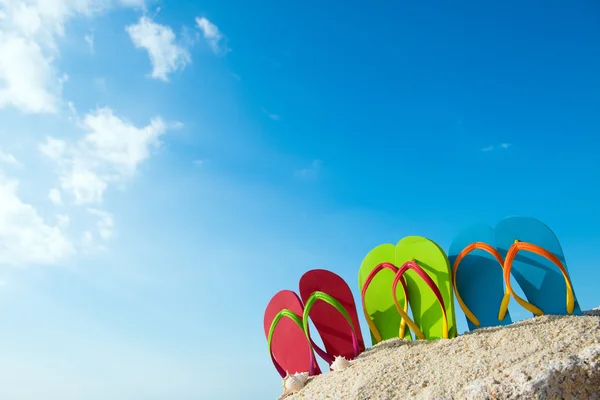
left=261, top=107, right=280, bottom=121
left=0, top=0, right=142, bottom=114
left=481, top=143, right=511, bottom=152
left=84, top=33, right=94, bottom=53
left=81, top=107, right=167, bottom=174
left=195, top=17, right=227, bottom=55
left=0, top=0, right=97, bottom=114
left=61, top=166, right=108, bottom=204
left=48, top=188, right=63, bottom=205
left=126, top=16, right=190, bottom=82
left=0, top=150, right=21, bottom=167
left=294, top=159, right=322, bottom=180
left=0, top=34, right=60, bottom=113
left=40, top=106, right=170, bottom=205
left=56, top=213, right=70, bottom=228
left=0, top=0, right=169, bottom=269
left=0, top=173, right=74, bottom=267
left=81, top=229, right=95, bottom=250
left=40, top=136, right=67, bottom=159
left=88, top=208, right=114, bottom=240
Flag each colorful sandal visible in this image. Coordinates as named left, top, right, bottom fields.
left=263, top=290, right=321, bottom=377
left=361, top=261, right=412, bottom=343
left=359, top=244, right=412, bottom=344
left=449, top=224, right=512, bottom=331
left=495, top=216, right=581, bottom=317
left=299, top=269, right=365, bottom=361
left=396, top=236, right=457, bottom=339
left=392, top=260, right=450, bottom=339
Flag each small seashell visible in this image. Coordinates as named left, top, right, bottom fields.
left=292, top=371, right=309, bottom=384
left=330, top=355, right=351, bottom=372
left=278, top=372, right=307, bottom=399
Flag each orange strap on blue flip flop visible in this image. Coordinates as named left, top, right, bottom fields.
left=500, top=239, right=575, bottom=318
left=452, top=242, right=509, bottom=327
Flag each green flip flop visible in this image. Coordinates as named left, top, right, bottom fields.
left=396, top=236, right=458, bottom=339
left=359, top=244, right=412, bottom=345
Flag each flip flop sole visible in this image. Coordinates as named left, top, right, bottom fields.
left=299, top=269, right=365, bottom=360
left=263, top=290, right=321, bottom=376
left=449, top=224, right=512, bottom=331
left=495, top=216, right=581, bottom=316
left=396, top=236, right=457, bottom=339
left=358, top=244, right=412, bottom=344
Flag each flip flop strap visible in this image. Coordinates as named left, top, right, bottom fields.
left=452, top=242, right=508, bottom=327
left=302, top=291, right=361, bottom=361
left=500, top=240, right=575, bottom=317
left=360, top=262, right=410, bottom=343
left=392, top=260, right=449, bottom=339
left=267, top=309, right=316, bottom=377
left=387, top=264, right=425, bottom=339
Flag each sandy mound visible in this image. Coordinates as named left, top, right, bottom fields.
left=287, top=309, right=600, bottom=400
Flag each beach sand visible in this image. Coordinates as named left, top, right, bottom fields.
left=286, top=308, right=600, bottom=399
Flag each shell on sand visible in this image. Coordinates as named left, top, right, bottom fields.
left=330, top=355, right=351, bottom=372
left=279, top=372, right=308, bottom=399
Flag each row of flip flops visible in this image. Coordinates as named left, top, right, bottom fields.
left=263, top=216, right=581, bottom=379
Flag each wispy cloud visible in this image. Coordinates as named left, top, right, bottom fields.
left=0, top=150, right=21, bottom=167
left=481, top=143, right=511, bottom=152
left=261, top=107, right=280, bottom=121
left=88, top=209, right=115, bottom=240
left=195, top=17, right=229, bottom=55
left=294, top=159, right=322, bottom=180
left=84, top=34, right=95, bottom=54
left=126, top=16, right=191, bottom=82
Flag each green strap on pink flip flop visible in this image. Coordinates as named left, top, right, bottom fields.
left=267, top=309, right=318, bottom=376
left=302, top=291, right=361, bottom=358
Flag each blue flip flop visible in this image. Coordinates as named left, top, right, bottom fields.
left=449, top=224, right=512, bottom=331
left=494, top=216, right=581, bottom=316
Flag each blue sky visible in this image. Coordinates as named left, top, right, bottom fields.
left=0, top=0, right=599, bottom=398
